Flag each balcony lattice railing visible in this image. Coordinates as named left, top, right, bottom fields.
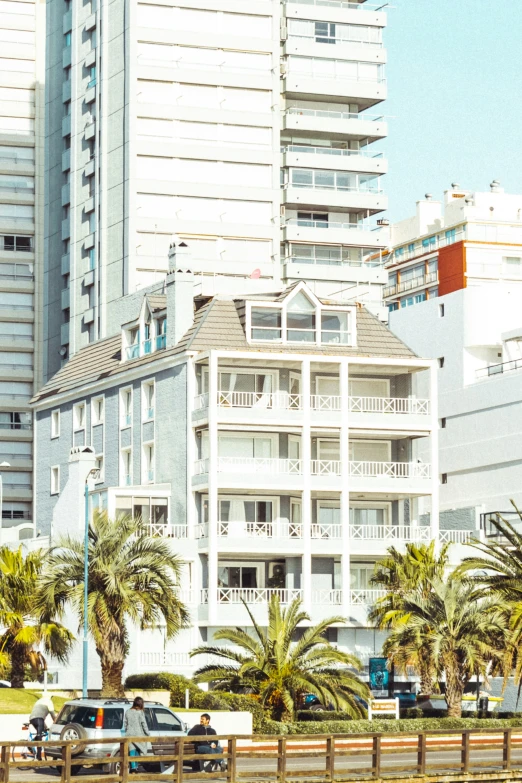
left=350, top=589, right=386, bottom=605
left=199, top=393, right=430, bottom=415
left=439, top=529, right=474, bottom=544
left=311, top=459, right=342, bottom=476
left=349, top=461, right=431, bottom=479
left=312, top=589, right=343, bottom=604
left=217, top=457, right=302, bottom=474
left=217, top=588, right=302, bottom=604
left=350, top=524, right=431, bottom=541
left=349, top=396, right=429, bottom=414
left=217, top=391, right=302, bottom=410
left=147, top=523, right=188, bottom=539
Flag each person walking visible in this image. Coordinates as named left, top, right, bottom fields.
left=188, top=713, right=223, bottom=771
left=29, top=694, right=56, bottom=761
left=123, top=697, right=150, bottom=773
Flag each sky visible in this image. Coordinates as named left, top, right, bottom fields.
left=383, top=0, right=522, bottom=222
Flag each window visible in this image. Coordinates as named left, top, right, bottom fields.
left=422, top=235, right=437, bottom=249
left=438, top=357, right=445, bottom=369
left=439, top=304, right=445, bottom=317
left=297, top=211, right=328, bottom=227
left=251, top=308, right=281, bottom=341
left=287, top=292, right=316, bottom=342
left=441, top=473, right=448, bottom=485
left=152, top=709, right=182, bottom=733
left=445, top=228, right=456, bottom=244
left=121, top=449, right=132, bottom=486
left=95, top=455, right=104, bottom=480
left=92, top=396, right=104, bottom=425
left=73, top=402, right=86, bottom=431
left=64, top=32, right=71, bottom=46
left=321, top=311, right=349, bottom=344
left=88, top=248, right=95, bottom=270
left=503, top=257, right=522, bottom=277
left=120, top=388, right=132, bottom=427
left=126, top=327, right=140, bottom=359
left=87, top=65, right=96, bottom=88
left=156, top=318, right=167, bottom=349
left=143, top=443, right=154, bottom=483
left=407, top=243, right=415, bottom=253
left=441, top=418, right=446, bottom=429
left=143, top=381, right=155, bottom=420
left=51, top=466, right=60, bottom=495
left=143, top=322, right=152, bottom=354
left=1, top=235, right=32, bottom=252
left=51, top=410, right=60, bottom=438
left=0, top=412, right=31, bottom=431
left=315, top=21, right=336, bottom=43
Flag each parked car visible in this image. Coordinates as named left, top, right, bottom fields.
left=46, top=698, right=188, bottom=774
left=0, top=680, right=11, bottom=688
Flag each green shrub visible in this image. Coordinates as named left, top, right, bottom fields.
left=259, top=716, right=522, bottom=735
left=297, top=711, right=353, bottom=722
left=124, top=672, right=195, bottom=694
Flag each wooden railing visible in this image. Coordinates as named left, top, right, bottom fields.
left=3, top=728, right=522, bottom=783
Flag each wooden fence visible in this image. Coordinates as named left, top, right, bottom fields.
left=3, top=728, right=522, bottom=783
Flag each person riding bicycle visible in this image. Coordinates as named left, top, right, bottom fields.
left=29, top=695, right=55, bottom=761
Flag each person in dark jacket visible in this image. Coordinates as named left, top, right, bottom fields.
left=188, top=714, right=221, bottom=771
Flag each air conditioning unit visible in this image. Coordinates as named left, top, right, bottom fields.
left=280, top=22, right=288, bottom=40
left=377, top=219, right=390, bottom=226
left=280, top=61, right=287, bottom=76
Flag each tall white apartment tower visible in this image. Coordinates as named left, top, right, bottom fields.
left=0, top=0, right=45, bottom=540
left=44, top=0, right=388, bottom=379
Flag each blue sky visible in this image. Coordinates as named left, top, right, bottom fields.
left=383, top=0, right=522, bottom=222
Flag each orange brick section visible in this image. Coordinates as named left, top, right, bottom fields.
left=438, top=240, right=466, bottom=295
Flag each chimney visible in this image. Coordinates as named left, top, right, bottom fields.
left=416, top=195, right=442, bottom=234
left=168, top=240, right=191, bottom=271
left=165, top=267, right=195, bottom=348
left=490, top=179, right=503, bottom=193
left=51, top=447, right=96, bottom=542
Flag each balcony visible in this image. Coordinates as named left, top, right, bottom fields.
left=349, top=461, right=430, bottom=479
left=282, top=218, right=388, bottom=248
left=195, top=457, right=302, bottom=477
left=283, top=182, right=386, bottom=214
left=350, top=588, right=386, bottom=605
left=283, top=107, right=387, bottom=143
left=439, top=530, right=474, bottom=544
left=350, top=524, right=431, bottom=542
left=281, top=145, right=386, bottom=176
left=283, top=0, right=388, bottom=12
left=217, top=587, right=302, bottom=604
left=476, top=357, right=522, bottom=381
left=283, top=68, right=386, bottom=108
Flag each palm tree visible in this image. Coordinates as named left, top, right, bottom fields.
left=383, top=576, right=507, bottom=717
left=190, top=595, right=369, bottom=722
left=37, top=512, right=190, bottom=696
left=369, top=541, right=449, bottom=695
left=457, top=505, right=522, bottom=683
left=0, top=546, right=74, bottom=687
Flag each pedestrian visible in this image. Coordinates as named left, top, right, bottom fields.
left=123, top=697, right=150, bottom=773
left=188, top=713, right=224, bottom=772
left=29, top=694, right=56, bottom=761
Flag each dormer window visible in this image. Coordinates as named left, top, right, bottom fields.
left=126, top=326, right=140, bottom=359
left=143, top=322, right=152, bottom=355
left=248, top=286, right=355, bottom=347
left=156, top=317, right=167, bottom=349
left=287, top=292, right=316, bottom=343
left=251, top=308, right=281, bottom=341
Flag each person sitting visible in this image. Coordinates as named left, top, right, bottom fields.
left=188, top=713, right=222, bottom=771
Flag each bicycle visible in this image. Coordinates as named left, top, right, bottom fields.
left=11, top=721, right=50, bottom=764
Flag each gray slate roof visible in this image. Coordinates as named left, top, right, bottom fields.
left=32, top=287, right=417, bottom=405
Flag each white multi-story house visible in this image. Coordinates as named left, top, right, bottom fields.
left=383, top=182, right=522, bottom=313
left=0, top=0, right=45, bottom=544
left=43, top=0, right=389, bottom=379
left=31, top=265, right=442, bottom=686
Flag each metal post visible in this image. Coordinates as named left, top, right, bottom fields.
left=82, top=480, right=89, bottom=698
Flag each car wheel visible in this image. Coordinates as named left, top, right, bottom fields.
left=59, top=724, right=88, bottom=757
left=142, top=762, right=161, bottom=773
left=70, top=765, right=83, bottom=776
left=310, top=704, right=326, bottom=712
left=109, top=760, right=122, bottom=776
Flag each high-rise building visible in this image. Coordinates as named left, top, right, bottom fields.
left=44, top=0, right=389, bottom=379
left=0, top=0, right=45, bottom=542
left=384, top=182, right=522, bottom=312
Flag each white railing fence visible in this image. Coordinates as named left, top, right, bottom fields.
left=312, top=589, right=343, bottom=604
left=350, top=589, right=387, bottom=605
left=194, top=393, right=209, bottom=410
left=147, top=523, right=188, bottom=539
left=311, top=459, right=342, bottom=476
left=349, top=461, right=431, bottom=479
left=217, top=588, right=303, bottom=604
left=217, top=457, right=302, bottom=474
left=311, top=523, right=342, bottom=539
left=439, top=529, right=475, bottom=544
left=217, top=391, right=301, bottom=410
left=350, top=524, right=431, bottom=541
left=349, top=396, right=430, bottom=415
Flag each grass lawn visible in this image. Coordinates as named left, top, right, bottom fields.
left=0, top=689, right=69, bottom=714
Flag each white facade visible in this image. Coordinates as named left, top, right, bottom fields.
left=0, top=0, right=45, bottom=542
left=44, top=0, right=389, bottom=379
left=390, top=284, right=522, bottom=542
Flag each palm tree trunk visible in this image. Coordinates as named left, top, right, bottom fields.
left=444, top=656, right=463, bottom=718
left=10, top=645, right=26, bottom=688
left=99, top=656, right=125, bottom=697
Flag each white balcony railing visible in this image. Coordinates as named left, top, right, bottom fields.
left=217, top=391, right=302, bottom=410
left=349, top=396, right=430, bottom=415
left=285, top=107, right=385, bottom=122
left=173, top=588, right=199, bottom=604
left=147, top=523, right=188, bottom=539
left=281, top=144, right=384, bottom=159
left=217, top=588, right=302, bottom=604
left=350, top=589, right=386, bottom=605
left=140, top=651, right=191, bottom=668
left=350, top=524, right=431, bottom=541
left=285, top=181, right=382, bottom=195
left=217, top=457, right=302, bottom=474
left=284, top=0, right=387, bottom=10
left=312, top=589, right=343, bottom=604
left=439, top=530, right=474, bottom=544
left=311, top=460, right=342, bottom=476
left=311, top=523, right=342, bottom=539
left=311, top=394, right=342, bottom=411
left=284, top=218, right=382, bottom=232
left=349, top=461, right=431, bottom=479
left=217, top=521, right=274, bottom=538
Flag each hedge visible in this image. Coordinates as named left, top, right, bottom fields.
left=124, top=672, right=265, bottom=730
left=260, top=717, right=522, bottom=735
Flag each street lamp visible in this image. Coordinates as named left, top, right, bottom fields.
left=83, top=467, right=100, bottom=699
left=0, top=462, right=11, bottom=541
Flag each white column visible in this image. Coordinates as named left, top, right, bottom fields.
left=429, top=361, right=440, bottom=548
left=186, top=358, right=197, bottom=537
left=340, top=360, right=351, bottom=617
left=301, top=358, right=312, bottom=610
left=208, top=352, right=219, bottom=624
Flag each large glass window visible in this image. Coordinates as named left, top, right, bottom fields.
left=321, top=311, right=349, bottom=344
left=287, top=292, right=316, bottom=342
left=251, top=308, right=281, bottom=341
left=218, top=565, right=259, bottom=588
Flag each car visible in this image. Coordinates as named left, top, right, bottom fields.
left=0, top=680, right=11, bottom=688
left=45, top=698, right=188, bottom=774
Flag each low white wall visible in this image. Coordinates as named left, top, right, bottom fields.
left=172, top=711, right=253, bottom=736
left=0, top=714, right=30, bottom=741
left=0, top=710, right=253, bottom=742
